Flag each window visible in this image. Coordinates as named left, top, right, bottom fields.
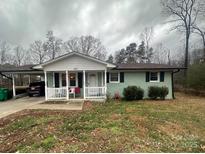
left=69, top=73, right=77, bottom=87
left=150, top=72, right=159, bottom=82
left=61, top=73, right=66, bottom=87
left=110, top=72, right=119, bottom=83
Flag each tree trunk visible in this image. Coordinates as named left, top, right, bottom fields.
left=184, top=32, right=189, bottom=76
left=203, top=46, right=205, bottom=63
left=203, top=36, right=205, bottom=62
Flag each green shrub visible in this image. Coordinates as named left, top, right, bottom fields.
left=123, top=86, right=144, bottom=101
left=159, top=86, right=169, bottom=100
left=148, top=86, right=169, bottom=100
left=148, top=86, right=161, bottom=99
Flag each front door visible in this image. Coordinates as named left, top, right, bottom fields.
left=88, top=73, right=97, bottom=87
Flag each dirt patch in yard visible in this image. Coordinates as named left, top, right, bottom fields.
left=126, top=107, right=137, bottom=113
left=109, top=113, right=122, bottom=120
left=129, top=115, right=147, bottom=122
left=157, top=121, right=186, bottom=136
left=83, top=101, right=93, bottom=110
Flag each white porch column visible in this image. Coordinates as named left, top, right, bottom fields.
left=12, top=74, right=16, bottom=98
left=104, top=69, right=107, bottom=97
left=66, top=70, right=69, bottom=100
left=101, top=72, right=103, bottom=86
left=28, top=75, right=31, bottom=84
left=44, top=71, right=48, bottom=100
left=83, top=70, right=86, bottom=99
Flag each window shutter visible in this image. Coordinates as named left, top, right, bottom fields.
left=160, top=72, right=165, bottom=82
left=78, top=72, right=83, bottom=88
left=146, top=72, right=150, bottom=82
left=107, top=72, right=109, bottom=83
left=120, top=72, right=124, bottom=83
left=54, top=73, right=59, bottom=88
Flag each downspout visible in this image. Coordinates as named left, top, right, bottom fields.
left=172, top=69, right=180, bottom=99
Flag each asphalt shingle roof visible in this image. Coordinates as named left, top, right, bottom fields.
left=114, top=63, right=182, bottom=70
left=0, top=64, right=38, bottom=72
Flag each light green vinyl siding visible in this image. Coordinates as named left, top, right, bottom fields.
left=107, top=72, right=173, bottom=99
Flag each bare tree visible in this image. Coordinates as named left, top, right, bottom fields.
left=44, top=31, right=62, bottom=60
left=23, top=50, right=33, bottom=65
left=153, top=43, right=171, bottom=64
left=161, top=0, right=203, bottom=73
left=13, top=45, right=25, bottom=66
left=64, top=35, right=107, bottom=60
left=30, top=40, right=47, bottom=64
left=0, top=41, right=10, bottom=65
left=64, top=37, right=80, bottom=52
left=140, top=27, right=154, bottom=63
left=193, top=25, right=205, bottom=61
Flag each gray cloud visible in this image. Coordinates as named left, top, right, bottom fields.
left=0, top=0, right=202, bottom=56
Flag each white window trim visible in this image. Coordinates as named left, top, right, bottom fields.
left=149, top=72, right=160, bottom=82
left=109, top=72, right=120, bottom=83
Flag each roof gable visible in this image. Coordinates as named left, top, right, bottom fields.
left=33, top=52, right=115, bottom=69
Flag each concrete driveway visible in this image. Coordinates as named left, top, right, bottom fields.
left=0, top=97, right=84, bottom=119
left=0, top=97, right=44, bottom=119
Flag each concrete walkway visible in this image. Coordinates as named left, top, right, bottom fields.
left=0, top=97, right=44, bottom=118
left=29, top=101, right=83, bottom=110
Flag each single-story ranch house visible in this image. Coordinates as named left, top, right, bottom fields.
left=0, top=52, right=182, bottom=101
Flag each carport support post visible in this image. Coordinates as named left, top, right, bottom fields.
left=28, top=75, right=31, bottom=84
left=83, top=70, right=85, bottom=99
left=12, top=74, right=16, bottom=98
left=66, top=70, right=69, bottom=100
left=104, top=69, right=107, bottom=99
left=44, top=71, right=48, bottom=100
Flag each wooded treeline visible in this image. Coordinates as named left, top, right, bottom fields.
left=0, top=31, right=107, bottom=66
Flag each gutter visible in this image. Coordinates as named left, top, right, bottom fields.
left=0, top=72, right=12, bottom=80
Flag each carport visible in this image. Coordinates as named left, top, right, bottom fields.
left=0, top=65, right=44, bottom=98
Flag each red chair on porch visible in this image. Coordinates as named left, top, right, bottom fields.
left=69, top=87, right=81, bottom=98
left=75, top=87, right=80, bottom=94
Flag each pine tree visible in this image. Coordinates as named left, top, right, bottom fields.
left=115, top=49, right=127, bottom=64
left=107, top=54, right=114, bottom=63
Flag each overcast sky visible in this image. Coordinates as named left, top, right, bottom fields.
left=0, top=0, right=202, bottom=56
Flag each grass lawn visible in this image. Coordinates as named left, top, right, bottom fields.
left=0, top=92, right=205, bottom=152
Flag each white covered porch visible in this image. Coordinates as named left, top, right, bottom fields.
left=44, top=70, right=107, bottom=100
left=33, top=52, right=116, bottom=101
